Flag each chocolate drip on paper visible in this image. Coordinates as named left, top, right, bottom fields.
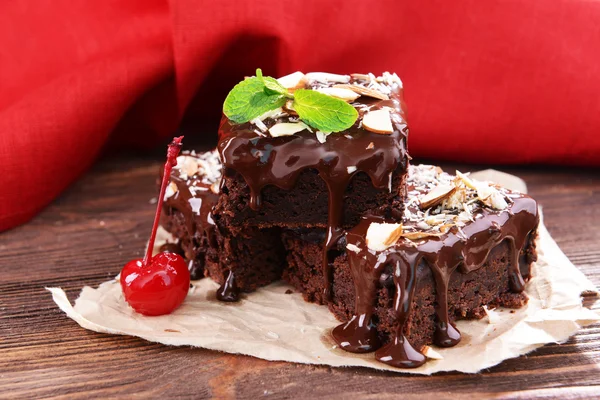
left=218, top=82, right=408, bottom=300
left=333, top=192, right=539, bottom=368
left=216, top=270, right=239, bottom=302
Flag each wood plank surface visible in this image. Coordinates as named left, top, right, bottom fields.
left=1, top=154, right=599, bottom=399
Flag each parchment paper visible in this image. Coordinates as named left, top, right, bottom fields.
left=48, top=170, right=599, bottom=374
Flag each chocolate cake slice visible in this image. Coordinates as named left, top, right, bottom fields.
left=157, top=70, right=540, bottom=369
left=160, top=150, right=286, bottom=300
left=214, top=71, right=410, bottom=300
left=282, top=165, right=539, bottom=367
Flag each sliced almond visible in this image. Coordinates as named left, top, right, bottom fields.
left=315, top=131, right=328, bottom=143
left=424, top=216, right=444, bottom=226
left=422, top=345, right=444, bottom=360
left=333, top=84, right=389, bottom=100
left=269, top=122, right=309, bottom=137
left=277, top=71, right=306, bottom=90
left=420, top=184, right=456, bottom=209
left=164, top=182, right=178, bottom=200
left=366, top=142, right=375, bottom=150
left=366, top=222, right=402, bottom=252
left=316, top=87, right=360, bottom=102
left=475, top=181, right=494, bottom=201
left=210, top=181, right=220, bottom=194
left=442, top=186, right=467, bottom=210
left=401, top=231, right=443, bottom=240
left=473, top=181, right=508, bottom=210
left=439, top=224, right=455, bottom=234
left=256, top=107, right=286, bottom=121
left=305, top=72, right=350, bottom=84
left=485, top=191, right=509, bottom=210
left=250, top=117, right=268, bottom=132
left=362, top=109, right=394, bottom=134
left=351, top=73, right=371, bottom=81
left=455, top=170, right=477, bottom=190
left=176, top=156, right=199, bottom=177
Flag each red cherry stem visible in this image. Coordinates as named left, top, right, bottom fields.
left=143, top=136, right=184, bottom=267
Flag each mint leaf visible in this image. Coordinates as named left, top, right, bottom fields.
left=293, top=89, right=358, bottom=132
left=263, top=76, right=290, bottom=96
left=223, top=76, right=286, bottom=123
left=256, top=68, right=290, bottom=97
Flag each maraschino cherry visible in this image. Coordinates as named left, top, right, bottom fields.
left=120, top=136, right=190, bottom=316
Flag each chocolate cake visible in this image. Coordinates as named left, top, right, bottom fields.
left=160, top=150, right=286, bottom=300
left=157, top=70, right=540, bottom=368
left=215, top=72, right=410, bottom=300
left=283, top=165, right=539, bottom=367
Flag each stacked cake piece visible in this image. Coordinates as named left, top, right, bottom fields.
left=160, top=71, right=539, bottom=368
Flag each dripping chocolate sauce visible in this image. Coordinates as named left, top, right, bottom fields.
left=332, top=191, right=539, bottom=368
left=163, top=159, right=222, bottom=280
left=218, top=81, right=408, bottom=302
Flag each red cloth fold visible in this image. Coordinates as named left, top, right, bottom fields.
left=1, top=0, right=599, bottom=231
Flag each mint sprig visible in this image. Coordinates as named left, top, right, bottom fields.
left=293, top=89, right=358, bottom=133
left=222, top=74, right=287, bottom=124
left=256, top=69, right=291, bottom=97
left=223, top=69, right=358, bottom=133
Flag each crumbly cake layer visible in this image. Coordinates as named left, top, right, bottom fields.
left=215, top=169, right=406, bottom=231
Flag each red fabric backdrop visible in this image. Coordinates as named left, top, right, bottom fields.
left=1, top=0, right=599, bottom=232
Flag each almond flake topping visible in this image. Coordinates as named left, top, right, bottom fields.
left=164, top=182, right=178, bottom=200
left=401, top=231, right=443, bottom=240
left=176, top=155, right=200, bottom=178
left=366, top=222, right=403, bottom=251
left=316, top=87, right=361, bottom=102
left=277, top=71, right=306, bottom=90
left=315, top=131, right=328, bottom=143
left=362, top=109, right=394, bottom=134
left=305, top=72, right=350, bottom=84
left=256, top=107, right=286, bottom=121
left=333, top=84, right=390, bottom=100
left=422, top=346, right=444, bottom=360
left=269, top=122, right=309, bottom=137
left=419, top=184, right=456, bottom=209
left=351, top=73, right=371, bottom=81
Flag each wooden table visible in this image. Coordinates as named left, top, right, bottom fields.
left=2, top=154, right=599, bottom=399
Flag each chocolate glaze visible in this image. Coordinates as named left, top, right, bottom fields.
left=332, top=175, right=539, bottom=368
left=218, top=76, right=409, bottom=300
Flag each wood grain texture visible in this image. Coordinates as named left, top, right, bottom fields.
left=1, top=155, right=599, bottom=399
